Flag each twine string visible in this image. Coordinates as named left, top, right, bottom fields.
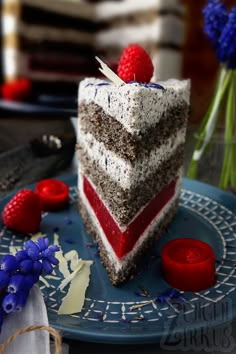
left=0, top=325, right=62, bottom=354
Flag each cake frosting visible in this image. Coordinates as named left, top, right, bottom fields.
left=77, top=77, right=190, bottom=285
left=78, top=78, right=190, bottom=134
left=78, top=126, right=186, bottom=190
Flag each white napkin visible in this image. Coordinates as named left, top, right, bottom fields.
left=0, top=285, right=50, bottom=354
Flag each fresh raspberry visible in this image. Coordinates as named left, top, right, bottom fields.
left=117, top=44, right=154, bottom=83
left=1, top=79, right=32, bottom=102
left=2, top=190, right=42, bottom=234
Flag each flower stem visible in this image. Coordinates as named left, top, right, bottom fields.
left=187, top=71, right=223, bottom=179
left=219, top=75, right=235, bottom=188
left=187, top=67, right=234, bottom=180
left=197, top=67, right=226, bottom=134
left=229, top=73, right=236, bottom=187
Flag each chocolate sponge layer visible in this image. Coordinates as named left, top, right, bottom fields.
left=77, top=143, right=184, bottom=226
left=78, top=101, right=188, bottom=162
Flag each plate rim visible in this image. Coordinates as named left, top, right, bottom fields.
left=0, top=175, right=236, bottom=344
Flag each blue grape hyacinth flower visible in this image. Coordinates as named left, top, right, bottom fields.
left=0, top=237, right=60, bottom=331
left=1, top=255, right=19, bottom=273
left=203, top=0, right=228, bottom=46
left=0, top=271, right=10, bottom=290
left=203, top=0, right=236, bottom=69
left=218, top=7, right=236, bottom=68
left=2, top=293, right=18, bottom=314
left=7, top=274, right=25, bottom=293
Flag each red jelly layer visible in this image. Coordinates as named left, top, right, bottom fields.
left=83, top=176, right=177, bottom=259
left=162, top=238, right=216, bottom=292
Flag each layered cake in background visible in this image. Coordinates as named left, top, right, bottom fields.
left=95, top=0, right=186, bottom=80
left=1, top=0, right=186, bottom=94
left=1, top=0, right=96, bottom=94
left=77, top=47, right=190, bottom=285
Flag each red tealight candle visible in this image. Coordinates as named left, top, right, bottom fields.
left=35, top=179, right=69, bottom=211
left=1, top=79, right=32, bottom=102
left=161, top=238, right=216, bottom=292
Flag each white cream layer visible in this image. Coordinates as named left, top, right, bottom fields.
left=3, top=0, right=95, bottom=19
left=79, top=172, right=182, bottom=273
left=3, top=15, right=94, bottom=45
left=2, top=48, right=27, bottom=80
left=2, top=14, right=17, bottom=35
left=78, top=78, right=190, bottom=135
left=96, top=15, right=184, bottom=49
left=152, top=49, right=182, bottom=81
left=95, top=0, right=185, bottom=20
left=4, top=0, right=184, bottom=20
left=78, top=125, right=186, bottom=190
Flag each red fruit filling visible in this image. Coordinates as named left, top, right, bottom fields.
left=83, top=176, right=177, bottom=259
left=162, top=238, right=216, bottom=292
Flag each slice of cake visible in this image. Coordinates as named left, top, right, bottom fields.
left=77, top=52, right=190, bottom=286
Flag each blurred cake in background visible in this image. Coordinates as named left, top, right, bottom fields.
left=95, top=0, right=186, bottom=81
left=1, top=0, right=97, bottom=94
left=1, top=0, right=186, bottom=95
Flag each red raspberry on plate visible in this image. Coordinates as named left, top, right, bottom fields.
left=2, top=190, right=42, bottom=234
left=117, top=44, right=154, bottom=83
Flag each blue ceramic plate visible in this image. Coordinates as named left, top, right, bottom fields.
left=0, top=175, right=236, bottom=344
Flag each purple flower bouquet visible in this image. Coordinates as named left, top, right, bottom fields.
left=0, top=238, right=59, bottom=331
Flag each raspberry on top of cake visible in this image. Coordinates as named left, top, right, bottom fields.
left=77, top=46, right=190, bottom=285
